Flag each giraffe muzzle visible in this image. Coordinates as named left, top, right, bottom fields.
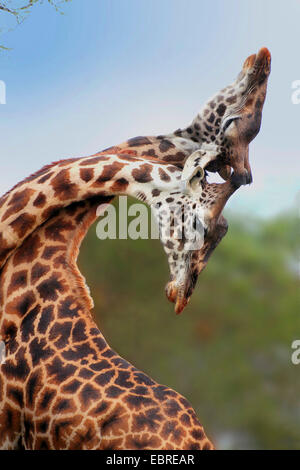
left=165, top=280, right=191, bottom=315
left=243, top=47, right=271, bottom=75
left=231, top=168, right=252, bottom=187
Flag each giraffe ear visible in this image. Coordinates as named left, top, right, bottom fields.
left=180, top=149, right=215, bottom=195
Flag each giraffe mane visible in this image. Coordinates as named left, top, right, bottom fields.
left=0, top=158, right=80, bottom=204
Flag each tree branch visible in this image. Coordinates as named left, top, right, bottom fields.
left=0, top=0, right=71, bottom=49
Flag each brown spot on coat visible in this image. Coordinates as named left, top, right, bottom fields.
left=127, top=136, right=152, bottom=147
left=216, top=103, right=226, bottom=116
left=36, top=273, right=66, bottom=302
left=41, top=204, right=63, bottom=220
left=166, top=166, right=178, bottom=173
left=80, top=168, right=94, bottom=182
left=37, top=172, right=54, bottom=184
left=79, top=156, right=110, bottom=166
left=110, top=178, right=129, bottom=193
left=132, top=164, right=153, bottom=183
left=159, top=139, right=175, bottom=153
left=6, top=290, right=36, bottom=317
left=93, top=161, right=125, bottom=186
left=80, top=384, right=100, bottom=410
left=31, top=263, right=50, bottom=284
left=226, top=95, right=237, bottom=104
left=41, top=245, right=64, bottom=260
left=7, top=270, right=28, bottom=297
left=13, top=234, right=42, bottom=266
left=45, top=219, right=75, bottom=243
left=51, top=169, right=78, bottom=201
left=1, top=188, right=35, bottom=222
left=208, top=113, right=215, bottom=123
left=158, top=168, right=171, bottom=182
left=141, top=149, right=156, bottom=157
left=33, top=192, right=46, bottom=208
left=162, top=151, right=185, bottom=164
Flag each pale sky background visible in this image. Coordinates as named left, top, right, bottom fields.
left=0, top=0, right=299, bottom=217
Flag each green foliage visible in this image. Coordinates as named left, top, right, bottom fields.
left=79, top=203, right=300, bottom=449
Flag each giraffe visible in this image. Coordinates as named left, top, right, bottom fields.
left=0, top=151, right=238, bottom=449
left=0, top=47, right=271, bottom=449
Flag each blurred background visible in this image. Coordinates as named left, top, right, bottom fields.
left=80, top=200, right=299, bottom=450
left=0, top=0, right=299, bottom=449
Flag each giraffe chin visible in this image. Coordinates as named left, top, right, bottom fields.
left=165, top=281, right=190, bottom=315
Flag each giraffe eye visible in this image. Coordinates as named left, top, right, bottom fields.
left=222, top=116, right=240, bottom=132
left=223, top=118, right=235, bottom=132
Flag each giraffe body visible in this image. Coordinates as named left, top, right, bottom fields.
left=0, top=198, right=213, bottom=450
left=0, top=153, right=225, bottom=449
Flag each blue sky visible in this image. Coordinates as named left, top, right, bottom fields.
left=0, top=0, right=299, bottom=217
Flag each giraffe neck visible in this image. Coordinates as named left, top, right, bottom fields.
left=0, top=198, right=100, bottom=327
left=98, top=125, right=223, bottom=179
left=0, top=154, right=182, bottom=272
left=100, top=134, right=201, bottom=169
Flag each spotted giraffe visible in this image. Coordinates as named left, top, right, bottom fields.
left=0, top=154, right=236, bottom=449
left=0, top=150, right=239, bottom=449
left=101, top=47, right=271, bottom=186
left=0, top=47, right=270, bottom=450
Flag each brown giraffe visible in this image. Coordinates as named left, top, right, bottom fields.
left=0, top=151, right=240, bottom=449
left=0, top=48, right=271, bottom=450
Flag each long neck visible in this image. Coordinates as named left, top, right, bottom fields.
left=0, top=198, right=106, bottom=331
left=98, top=109, right=222, bottom=167
left=100, top=134, right=201, bottom=168
left=0, top=154, right=181, bottom=271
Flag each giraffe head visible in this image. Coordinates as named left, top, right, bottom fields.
left=151, top=149, right=234, bottom=314
left=184, top=47, right=271, bottom=186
